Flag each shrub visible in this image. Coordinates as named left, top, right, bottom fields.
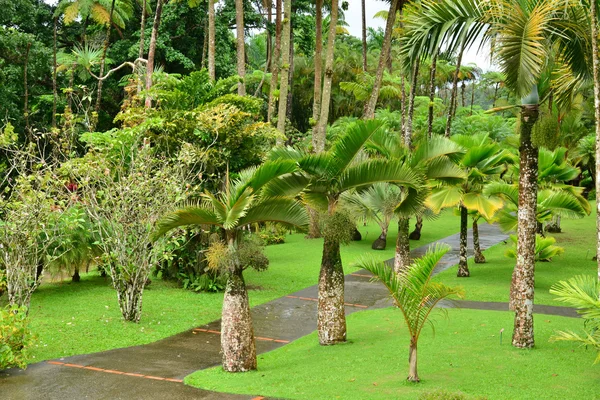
left=257, top=224, right=288, bottom=245
left=0, top=305, right=35, bottom=370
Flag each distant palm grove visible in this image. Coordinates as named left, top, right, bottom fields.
left=1, top=0, right=600, bottom=398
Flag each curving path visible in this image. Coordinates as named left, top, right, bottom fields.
left=0, top=223, right=578, bottom=399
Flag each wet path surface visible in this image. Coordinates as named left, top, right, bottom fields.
left=0, top=223, right=577, bottom=399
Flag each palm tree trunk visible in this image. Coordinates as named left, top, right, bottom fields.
left=361, top=0, right=367, bottom=72
left=492, top=83, right=499, bottom=108
left=96, top=0, right=117, bottom=113
left=145, top=0, right=164, bottom=108
left=137, top=0, right=147, bottom=94
left=267, top=0, right=282, bottom=122
left=400, top=74, right=406, bottom=136
left=312, top=0, right=324, bottom=151
left=235, top=0, right=246, bottom=96
left=208, top=0, right=216, bottom=80
left=444, top=42, right=465, bottom=137
left=409, top=215, right=422, bottom=240
left=473, top=217, right=485, bottom=263
left=276, top=0, right=292, bottom=138
left=461, top=81, right=466, bottom=107
left=313, top=0, right=338, bottom=146
left=510, top=104, right=539, bottom=348
left=427, top=51, right=438, bottom=138
left=52, top=17, right=58, bottom=128
left=24, top=42, right=31, bottom=141
left=285, top=27, right=294, bottom=121
left=306, top=207, right=322, bottom=239
left=457, top=205, right=470, bottom=277
left=404, top=58, right=420, bottom=148
left=394, top=217, right=410, bottom=274
left=470, top=80, right=476, bottom=115
left=591, top=0, right=600, bottom=283
left=264, top=0, right=272, bottom=71
left=407, top=337, right=419, bottom=382
left=363, top=0, right=399, bottom=119
left=318, top=232, right=346, bottom=345
left=221, top=266, right=257, bottom=372
left=371, top=226, right=388, bottom=250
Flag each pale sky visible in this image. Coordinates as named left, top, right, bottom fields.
left=344, top=0, right=495, bottom=71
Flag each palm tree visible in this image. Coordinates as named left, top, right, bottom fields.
left=271, top=120, right=424, bottom=345
left=235, top=0, right=246, bottom=95
left=399, top=0, right=589, bottom=349
left=267, top=0, right=282, bottom=122
left=357, top=244, right=464, bottom=382
left=144, top=0, right=164, bottom=108
left=207, top=0, right=216, bottom=81
left=427, top=133, right=510, bottom=276
left=153, top=161, right=309, bottom=372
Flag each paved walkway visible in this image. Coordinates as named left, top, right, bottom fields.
left=0, top=223, right=578, bottom=399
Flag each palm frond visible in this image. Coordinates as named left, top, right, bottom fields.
left=152, top=207, right=221, bottom=240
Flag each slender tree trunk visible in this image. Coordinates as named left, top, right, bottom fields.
left=52, top=17, right=58, bottom=128
left=363, top=0, right=399, bottom=119
left=461, top=81, right=466, bottom=107
left=318, top=216, right=347, bottom=345
left=24, top=42, right=31, bottom=140
left=400, top=74, right=406, bottom=136
left=235, top=0, right=246, bottom=95
left=201, top=19, right=208, bottom=69
left=394, top=217, right=410, bottom=274
left=221, top=267, right=257, bottom=371
left=473, top=217, right=485, bottom=263
left=96, top=0, right=117, bottom=112
left=409, top=215, right=422, bottom=240
left=312, top=0, right=324, bottom=150
left=404, top=58, right=420, bottom=148
left=285, top=27, right=294, bottom=121
left=361, top=0, right=367, bottom=72
left=276, top=0, right=292, bottom=137
left=407, top=337, right=419, bottom=382
left=511, top=104, right=539, bottom=348
left=470, top=80, right=476, bottom=115
left=267, top=0, right=282, bottom=122
left=145, top=0, right=164, bottom=108
left=457, top=205, right=470, bottom=277
left=265, top=0, right=272, bottom=71
left=427, top=51, right=438, bottom=138
left=313, top=0, right=338, bottom=146
left=591, top=0, right=600, bottom=283
left=492, top=83, right=499, bottom=108
left=444, top=42, right=465, bottom=137
left=137, top=0, right=147, bottom=94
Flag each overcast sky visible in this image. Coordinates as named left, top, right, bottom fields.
left=344, top=1, right=495, bottom=71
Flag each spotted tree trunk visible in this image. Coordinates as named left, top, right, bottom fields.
left=407, top=337, right=419, bottom=382
left=427, top=51, right=438, bottom=138
left=510, top=104, right=539, bottom=348
left=221, top=267, right=257, bottom=371
left=318, top=234, right=347, bottom=345
left=473, top=218, right=485, bottom=263
left=457, top=205, right=470, bottom=277
left=394, top=217, right=410, bottom=274
left=591, top=0, right=600, bottom=283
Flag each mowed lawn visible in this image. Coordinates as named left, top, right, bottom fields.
left=432, top=212, right=598, bottom=306
left=5, top=211, right=458, bottom=363
left=186, top=308, right=598, bottom=400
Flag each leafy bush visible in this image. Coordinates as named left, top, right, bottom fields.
left=505, top=234, right=564, bottom=262
left=0, top=305, right=35, bottom=370
left=258, top=224, right=288, bottom=245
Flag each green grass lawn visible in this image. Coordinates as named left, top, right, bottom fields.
left=433, top=212, right=598, bottom=306
left=185, top=307, right=598, bottom=400
left=6, top=211, right=457, bottom=363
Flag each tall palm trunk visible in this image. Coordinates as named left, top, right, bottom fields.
left=409, top=215, right=422, bottom=240
left=457, top=205, right=470, bottom=277
left=221, top=266, right=257, bottom=371
left=267, top=0, right=282, bottom=122
left=461, top=81, right=466, bottom=107
left=444, top=42, right=465, bottom=137
left=591, top=0, right=600, bottom=283
left=208, top=0, right=216, bottom=80
left=145, top=0, right=164, bottom=108
left=313, top=0, right=339, bottom=146
left=96, top=0, right=117, bottom=112
left=137, top=0, right=147, bottom=94
left=473, top=217, right=485, bottom=263
left=312, top=0, right=324, bottom=151
left=511, top=104, right=539, bottom=348
left=276, top=0, right=292, bottom=137
left=404, top=58, right=420, bottom=148
left=407, top=337, right=419, bottom=382
left=470, top=80, right=476, bottom=115
left=400, top=74, right=406, bottom=136
left=394, top=217, right=410, bottom=274
left=318, top=208, right=346, bottom=345
left=52, top=17, right=58, bottom=128
left=361, top=0, right=367, bottom=72
left=285, top=27, right=294, bottom=120
left=427, top=51, right=438, bottom=138
left=235, top=0, right=246, bottom=95
left=363, top=0, right=399, bottom=119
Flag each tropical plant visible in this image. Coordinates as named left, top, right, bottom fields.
left=152, top=160, right=309, bottom=372
left=505, top=234, right=564, bottom=262
left=270, top=119, right=425, bottom=345
left=549, top=275, right=600, bottom=364
left=0, top=305, right=35, bottom=370
left=356, top=244, right=465, bottom=382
